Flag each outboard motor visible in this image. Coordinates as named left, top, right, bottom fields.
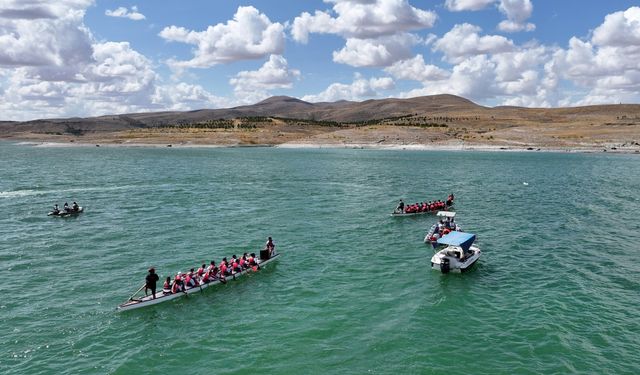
left=440, top=258, right=450, bottom=274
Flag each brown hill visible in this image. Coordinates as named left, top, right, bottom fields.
left=1, top=94, right=639, bottom=151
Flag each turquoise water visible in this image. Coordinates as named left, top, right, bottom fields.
left=1, top=142, right=639, bottom=374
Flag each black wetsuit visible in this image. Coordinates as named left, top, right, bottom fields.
left=145, top=272, right=160, bottom=299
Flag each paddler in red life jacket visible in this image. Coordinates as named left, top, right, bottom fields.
left=240, top=253, right=248, bottom=269
left=220, top=259, right=229, bottom=276
left=206, top=261, right=216, bottom=274
left=162, top=276, right=172, bottom=295
left=200, top=269, right=210, bottom=284
left=231, top=255, right=241, bottom=273
left=171, top=272, right=185, bottom=294
left=185, top=268, right=198, bottom=288
left=249, top=252, right=260, bottom=270
left=197, top=264, right=205, bottom=278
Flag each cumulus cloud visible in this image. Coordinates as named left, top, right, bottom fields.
left=159, top=6, right=285, bottom=69
left=445, top=0, right=495, bottom=12
left=0, top=0, right=93, bottom=68
left=332, top=33, right=420, bottom=67
left=433, top=23, right=515, bottom=63
left=592, top=6, right=640, bottom=47
left=229, top=55, right=301, bottom=104
left=152, top=83, right=229, bottom=111
left=292, top=0, right=436, bottom=42
left=302, top=73, right=395, bottom=102
left=105, top=6, right=146, bottom=21
left=385, top=54, right=450, bottom=82
left=497, top=0, right=535, bottom=32
left=444, top=0, right=535, bottom=33
left=550, top=7, right=640, bottom=105
left=0, top=1, right=228, bottom=120
left=291, top=0, right=435, bottom=68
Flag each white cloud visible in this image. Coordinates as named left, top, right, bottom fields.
left=385, top=54, right=450, bottom=82
left=105, top=6, right=146, bottom=21
left=302, top=73, right=395, bottom=102
left=592, top=6, right=640, bottom=47
left=0, top=0, right=93, bottom=69
left=444, top=0, right=535, bottom=33
left=332, top=33, right=419, bottom=67
left=152, top=83, right=229, bottom=111
left=229, top=55, right=301, bottom=104
left=497, top=0, right=535, bottom=32
left=548, top=7, right=640, bottom=105
left=291, top=0, right=436, bottom=42
left=433, top=23, right=515, bottom=63
left=0, top=1, right=229, bottom=120
left=159, top=6, right=285, bottom=69
left=445, top=0, right=495, bottom=12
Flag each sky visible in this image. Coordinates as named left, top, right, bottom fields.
left=1, top=0, right=640, bottom=121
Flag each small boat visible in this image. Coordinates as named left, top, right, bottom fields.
left=430, top=231, right=481, bottom=273
left=48, top=207, right=83, bottom=217
left=116, top=251, right=281, bottom=312
left=424, top=211, right=462, bottom=244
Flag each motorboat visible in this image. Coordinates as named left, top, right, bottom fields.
left=424, top=211, right=462, bottom=244
left=430, top=231, right=481, bottom=273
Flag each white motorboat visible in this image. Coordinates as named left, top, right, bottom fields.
left=430, top=232, right=481, bottom=273
left=424, top=211, right=462, bottom=244
left=117, top=251, right=280, bottom=312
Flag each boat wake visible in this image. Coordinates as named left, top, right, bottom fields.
left=0, top=185, right=152, bottom=199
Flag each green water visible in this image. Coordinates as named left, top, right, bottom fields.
left=1, top=142, right=639, bottom=374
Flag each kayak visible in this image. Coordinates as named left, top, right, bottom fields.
left=116, top=252, right=281, bottom=312
left=48, top=207, right=83, bottom=217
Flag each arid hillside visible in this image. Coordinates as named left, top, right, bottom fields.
left=1, top=95, right=639, bottom=151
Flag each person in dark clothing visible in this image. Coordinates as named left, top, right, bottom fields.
left=396, top=199, right=405, bottom=213
left=145, top=267, right=160, bottom=299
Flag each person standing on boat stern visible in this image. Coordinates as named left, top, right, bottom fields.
left=396, top=199, right=404, bottom=213
left=145, top=267, right=160, bottom=299
left=265, top=237, right=275, bottom=256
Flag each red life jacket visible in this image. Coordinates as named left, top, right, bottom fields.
left=220, top=264, right=227, bottom=274
left=197, top=267, right=204, bottom=276
left=171, top=281, right=180, bottom=293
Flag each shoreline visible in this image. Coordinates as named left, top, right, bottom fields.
left=6, top=139, right=640, bottom=154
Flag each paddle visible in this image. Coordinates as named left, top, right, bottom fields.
left=127, top=283, right=146, bottom=301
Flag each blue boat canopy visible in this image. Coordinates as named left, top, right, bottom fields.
left=437, top=231, right=476, bottom=253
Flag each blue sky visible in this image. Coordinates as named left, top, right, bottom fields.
left=1, top=0, right=639, bottom=120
